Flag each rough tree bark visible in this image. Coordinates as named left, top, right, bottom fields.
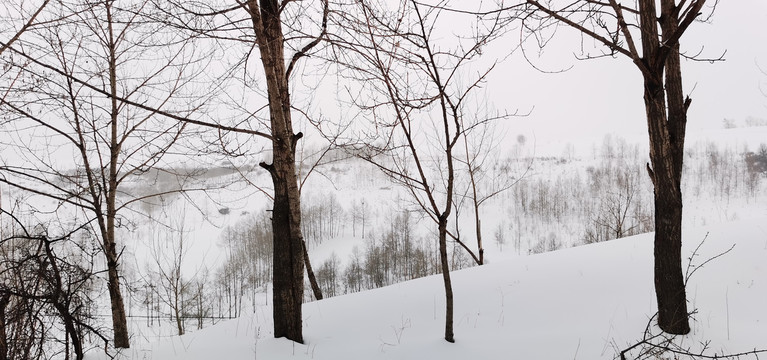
left=640, top=0, right=692, bottom=335
left=437, top=216, right=455, bottom=342
left=247, top=0, right=306, bottom=343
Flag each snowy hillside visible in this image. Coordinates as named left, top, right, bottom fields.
left=4, top=125, right=765, bottom=360
left=91, top=217, right=767, bottom=360
left=2, top=0, right=767, bottom=359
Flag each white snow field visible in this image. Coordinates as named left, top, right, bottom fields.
left=92, top=216, right=767, bottom=360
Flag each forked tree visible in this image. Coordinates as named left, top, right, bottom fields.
left=524, top=0, right=714, bottom=334
left=331, top=0, right=507, bottom=342
left=0, top=210, right=104, bottom=360
left=146, top=215, right=193, bottom=336
left=239, top=0, right=329, bottom=343
left=153, top=0, right=330, bottom=342
left=453, top=109, right=528, bottom=265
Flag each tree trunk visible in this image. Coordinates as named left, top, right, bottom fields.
left=303, top=240, right=323, bottom=300
left=438, top=217, right=455, bottom=343
left=105, top=246, right=130, bottom=347
left=174, top=297, right=184, bottom=335
left=105, top=171, right=129, bottom=348
left=54, top=304, right=83, bottom=360
left=465, top=141, right=484, bottom=265
left=249, top=0, right=305, bottom=343
left=264, top=154, right=304, bottom=343
left=652, top=176, right=689, bottom=334
left=103, top=204, right=129, bottom=347
left=104, top=3, right=130, bottom=348
left=474, top=209, right=484, bottom=265
left=636, top=0, right=691, bottom=336
left=0, top=294, right=8, bottom=360
left=644, top=76, right=690, bottom=335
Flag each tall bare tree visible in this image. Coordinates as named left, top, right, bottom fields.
left=331, top=0, right=507, bottom=342
left=245, top=0, right=330, bottom=342
left=152, top=0, right=330, bottom=342
left=524, top=0, right=716, bottom=334
left=0, top=0, right=210, bottom=347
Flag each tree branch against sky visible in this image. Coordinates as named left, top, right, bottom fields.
left=0, top=0, right=51, bottom=57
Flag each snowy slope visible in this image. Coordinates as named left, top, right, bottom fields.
left=92, top=217, right=767, bottom=360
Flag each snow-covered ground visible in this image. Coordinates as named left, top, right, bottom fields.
left=92, top=216, right=767, bottom=360
left=4, top=122, right=765, bottom=360
left=2, top=1, right=766, bottom=358
left=74, top=124, right=766, bottom=360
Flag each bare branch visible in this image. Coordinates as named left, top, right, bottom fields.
left=0, top=0, right=51, bottom=57
left=286, top=0, right=328, bottom=79
left=0, top=40, right=274, bottom=140
left=526, top=0, right=632, bottom=58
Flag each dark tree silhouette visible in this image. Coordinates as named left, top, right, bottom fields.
left=525, top=0, right=717, bottom=334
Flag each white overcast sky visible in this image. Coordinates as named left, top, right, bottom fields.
left=479, top=0, right=767, bottom=152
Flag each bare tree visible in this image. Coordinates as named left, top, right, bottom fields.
left=0, top=210, right=105, bottom=360
left=149, top=0, right=331, bottom=342
left=190, top=267, right=210, bottom=330
left=243, top=1, right=329, bottom=341
left=331, top=0, right=508, bottom=342
left=523, top=0, right=717, bottom=334
left=585, top=164, right=651, bottom=243
left=145, top=213, right=192, bottom=336
left=351, top=199, right=369, bottom=239
left=453, top=107, right=528, bottom=264
left=0, top=0, right=211, bottom=347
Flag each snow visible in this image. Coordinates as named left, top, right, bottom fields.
left=4, top=1, right=766, bottom=356
left=91, top=217, right=767, bottom=360
left=4, top=110, right=763, bottom=359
